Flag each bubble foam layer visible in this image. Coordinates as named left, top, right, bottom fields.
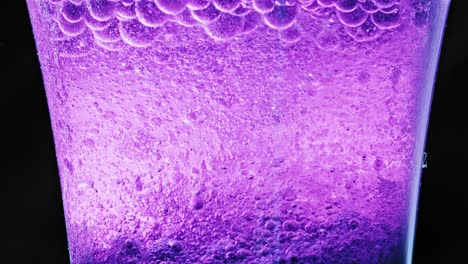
left=38, top=0, right=429, bottom=51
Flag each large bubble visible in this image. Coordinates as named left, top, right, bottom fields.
left=84, top=9, right=113, bottom=30
left=115, top=1, right=137, bottom=21
left=205, top=13, right=244, bottom=40
left=92, top=19, right=120, bottom=42
left=371, top=8, right=401, bottom=29
left=155, top=0, right=188, bottom=15
left=345, top=17, right=383, bottom=42
left=136, top=0, right=170, bottom=27
left=335, top=0, right=358, bottom=12
left=87, top=0, right=116, bottom=21
left=337, top=6, right=368, bottom=27
left=213, top=0, right=242, bottom=13
left=191, top=3, right=222, bottom=23
left=360, top=0, right=379, bottom=13
left=187, top=0, right=211, bottom=10
left=241, top=11, right=261, bottom=34
left=57, top=12, right=87, bottom=36
left=176, top=9, right=198, bottom=27
left=231, top=5, right=251, bottom=16
left=263, top=5, right=298, bottom=30
left=119, top=19, right=161, bottom=47
left=252, top=0, right=275, bottom=14
left=62, top=1, right=86, bottom=23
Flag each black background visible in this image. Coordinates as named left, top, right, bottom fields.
left=2, top=1, right=466, bottom=263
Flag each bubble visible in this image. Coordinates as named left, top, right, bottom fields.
left=278, top=231, right=294, bottom=243
left=345, top=17, right=382, bottom=42
left=252, top=0, right=275, bottom=14
left=88, top=0, right=116, bottom=21
left=304, top=223, right=317, bottom=234
left=63, top=158, right=74, bottom=174
left=374, top=0, right=396, bottom=8
left=135, top=176, right=143, bottom=191
left=373, top=157, right=384, bottom=171
left=57, top=13, right=86, bottom=36
left=359, top=0, right=379, bottom=13
left=309, top=6, right=334, bottom=19
left=236, top=248, right=252, bottom=259
left=119, top=240, right=141, bottom=259
left=271, top=157, right=285, bottom=167
left=281, top=189, right=297, bottom=201
left=282, top=220, right=299, bottom=231
left=265, top=220, right=278, bottom=230
left=167, top=240, right=183, bottom=252
left=231, top=5, right=251, bottom=16
left=187, top=0, right=211, bottom=10
left=190, top=193, right=204, bottom=210
left=263, top=5, right=298, bottom=30
left=115, top=1, right=137, bottom=21
left=119, top=19, right=161, bottom=47
left=241, top=11, right=260, bottom=34
left=48, top=20, right=67, bottom=40
left=176, top=8, right=198, bottom=26
left=213, top=0, right=242, bottom=12
left=191, top=3, right=222, bottom=23
left=83, top=138, right=95, bottom=147
left=335, top=0, right=358, bottom=12
left=84, top=10, right=113, bottom=30
left=348, top=218, right=360, bottom=230
left=302, top=1, right=320, bottom=12
left=371, top=9, right=401, bottom=29
left=135, top=0, right=170, bottom=27
left=255, top=200, right=269, bottom=210
left=336, top=7, right=368, bottom=27
left=155, top=0, right=188, bottom=15
left=316, top=0, right=337, bottom=7
left=62, top=1, right=85, bottom=23
left=95, top=38, right=125, bottom=51
left=93, top=19, right=120, bottom=42
left=279, top=24, right=302, bottom=43
left=314, top=29, right=339, bottom=50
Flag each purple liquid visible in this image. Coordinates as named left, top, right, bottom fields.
left=26, top=0, right=449, bottom=263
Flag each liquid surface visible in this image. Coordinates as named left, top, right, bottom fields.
left=26, top=0, right=441, bottom=263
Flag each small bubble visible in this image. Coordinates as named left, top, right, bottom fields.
left=64, top=158, right=74, bottom=174
left=168, top=240, right=183, bottom=252
left=104, top=111, right=116, bottom=120
left=271, top=157, right=285, bottom=167
left=135, top=176, right=143, bottom=191
left=83, top=138, right=95, bottom=147
left=236, top=248, right=252, bottom=259
left=265, top=220, right=277, bottom=230
left=374, top=157, right=384, bottom=171
left=348, top=218, right=360, bottom=230
left=255, top=200, right=269, bottom=210
left=190, top=194, right=204, bottom=210
left=282, top=189, right=297, bottom=201
left=282, top=220, right=299, bottom=231
left=305, top=223, right=317, bottom=234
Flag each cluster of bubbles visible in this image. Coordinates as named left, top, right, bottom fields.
left=74, top=210, right=402, bottom=263
left=38, top=0, right=417, bottom=55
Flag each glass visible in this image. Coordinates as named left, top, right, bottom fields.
left=26, top=0, right=450, bottom=263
